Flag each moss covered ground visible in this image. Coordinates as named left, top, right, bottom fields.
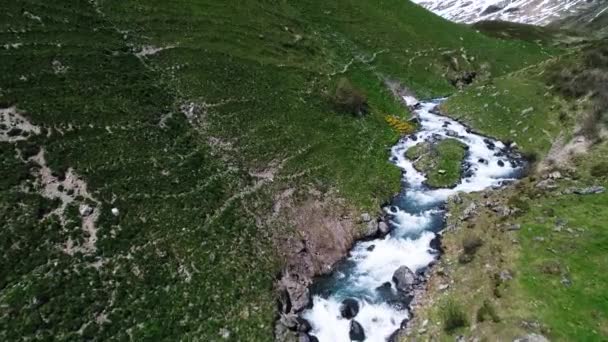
left=406, top=138, right=467, bottom=188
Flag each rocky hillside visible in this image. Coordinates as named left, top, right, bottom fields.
left=552, top=1, right=608, bottom=37
left=411, top=0, right=599, bottom=25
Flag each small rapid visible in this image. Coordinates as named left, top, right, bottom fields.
left=300, top=99, right=525, bottom=342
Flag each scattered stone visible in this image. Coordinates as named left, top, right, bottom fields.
left=448, top=194, right=462, bottom=204
left=340, top=298, right=360, bottom=319
left=438, top=169, right=446, bottom=174
left=535, top=179, right=557, bottom=190
left=392, top=265, right=416, bottom=293
left=533, top=236, right=545, bottom=242
left=521, top=107, right=534, bottom=115
left=79, top=204, right=93, bottom=217
left=461, top=202, right=478, bottom=220
left=361, top=213, right=372, bottom=222
left=111, top=207, right=120, bottom=216
left=438, top=283, right=449, bottom=291
left=507, top=224, right=521, bottom=231
left=548, top=171, right=562, bottom=179
left=499, top=270, right=513, bottom=282
left=560, top=276, right=572, bottom=287
left=219, top=328, right=231, bottom=339
left=349, top=320, right=366, bottom=341
left=514, top=333, right=549, bottom=342
left=572, top=186, right=605, bottom=195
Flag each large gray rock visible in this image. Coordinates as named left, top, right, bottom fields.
left=392, top=265, right=416, bottom=293
left=364, top=220, right=378, bottom=237
left=378, top=221, right=390, bottom=235
left=361, top=212, right=372, bottom=222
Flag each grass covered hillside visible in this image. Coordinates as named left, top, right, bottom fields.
left=403, top=32, right=608, bottom=342
left=0, top=0, right=556, bottom=340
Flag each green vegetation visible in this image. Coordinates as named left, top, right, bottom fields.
left=441, top=299, right=468, bottom=333
left=406, top=138, right=468, bottom=188
left=441, top=72, right=567, bottom=154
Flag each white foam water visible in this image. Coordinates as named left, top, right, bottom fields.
left=301, top=99, right=524, bottom=342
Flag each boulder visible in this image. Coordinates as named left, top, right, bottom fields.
left=79, top=204, right=93, bottom=217
left=349, top=320, right=366, bottom=341
left=361, top=212, right=372, bottom=222
left=340, top=298, right=359, bottom=319
left=497, top=160, right=504, bottom=167
left=364, top=220, right=378, bottom=237
left=378, top=221, right=390, bottom=235
left=392, top=265, right=416, bottom=293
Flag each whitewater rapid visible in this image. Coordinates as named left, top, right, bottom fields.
left=301, top=99, right=524, bottom=342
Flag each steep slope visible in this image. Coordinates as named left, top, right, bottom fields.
left=411, top=0, right=596, bottom=25
left=0, top=0, right=554, bottom=341
left=552, top=1, right=608, bottom=37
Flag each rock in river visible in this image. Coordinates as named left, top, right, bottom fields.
left=392, top=265, right=416, bottom=293
left=349, top=320, right=366, bottom=341
left=340, top=298, right=359, bottom=319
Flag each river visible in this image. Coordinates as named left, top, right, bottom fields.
left=301, top=99, right=525, bottom=342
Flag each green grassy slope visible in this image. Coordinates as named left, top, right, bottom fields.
left=403, top=35, right=608, bottom=342
left=0, top=0, right=554, bottom=340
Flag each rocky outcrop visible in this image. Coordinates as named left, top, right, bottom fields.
left=273, top=188, right=387, bottom=340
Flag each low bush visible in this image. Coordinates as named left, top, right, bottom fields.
left=462, top=234, right=483, bottom=255
left=442, top=299, right=468, bottom=333
left=591, top=162, right=608, bottom=178
left=476, top=300, right=500, bottom=323
left=331, top=77, right=369, bottom=116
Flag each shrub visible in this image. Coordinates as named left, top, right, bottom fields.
left=459, top=234, right=483, bottom=264
left=462, top=234, right=483, bottom=255
left=442, top=299, right=468, bottom=333
left=522, top=150, right=538, bottom=164
left=332, top=77, right=369, bottom=116
left=591, top=162, right=608, bottom=178
left=476, top=300, right=500, bottom=323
